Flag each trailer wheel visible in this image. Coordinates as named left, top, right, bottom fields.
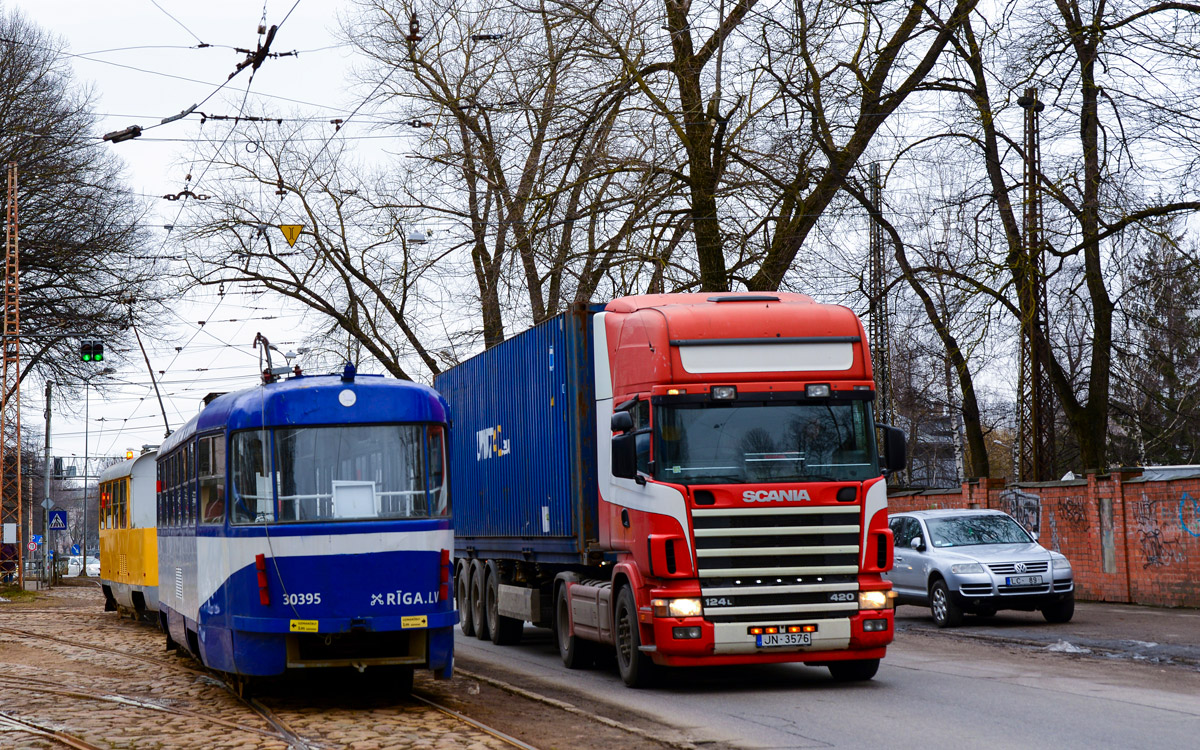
left=614, top=586, right=655, bottom=688
left=456, top=561, right=475, bottom=637
left=485, top=561, right=524, bottom=645
left=555, top=584, right=596, bottom=669
left=470, top=559, right=490, bottom=641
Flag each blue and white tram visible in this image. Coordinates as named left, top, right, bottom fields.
left=155, top=365, right=456, bottom=685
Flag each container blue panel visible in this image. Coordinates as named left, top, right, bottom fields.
left=435, top=305, right=598, bottom=562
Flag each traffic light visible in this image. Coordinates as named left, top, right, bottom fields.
left=80, top=340, right=104, bottom=362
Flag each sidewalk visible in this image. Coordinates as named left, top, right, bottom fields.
left=895, top=600, right=1200, bottom=668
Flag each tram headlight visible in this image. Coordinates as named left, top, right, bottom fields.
left=652, top=597, right=703, bottom=618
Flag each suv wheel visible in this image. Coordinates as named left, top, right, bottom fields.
left=1042, top=591, right=1075, bottom=623
left=930, top=579, right=963, bottom=628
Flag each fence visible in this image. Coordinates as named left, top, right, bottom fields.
left=889, top=470, right=1200, bottom=608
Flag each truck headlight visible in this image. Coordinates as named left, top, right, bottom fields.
left=859, top=590, right=892, bottom=610
left=950, top=562, right=985, bottom=574
left=652, top=598, right=703, bottom=618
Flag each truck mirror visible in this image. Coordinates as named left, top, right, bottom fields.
left=876, top=423, right=907, bottom=475
left=611, top=410, right=634, bottom=433
left=612, top=432, right=639, bottom=480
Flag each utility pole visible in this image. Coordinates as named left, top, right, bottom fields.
left=41, top=381, right=51, bottom=586
left=1016, top=89, right=1057, bottom=482
left=868, top=162, right=893, bottom=428
left=1, top=162, right=22, bottom=586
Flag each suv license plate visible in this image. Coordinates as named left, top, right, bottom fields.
left=757, top=632, right=812, bottom=648
left=1006, top=575, right=1042, bottom=586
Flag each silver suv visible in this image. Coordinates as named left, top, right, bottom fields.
left=886, top=509, right=1074, bottom=627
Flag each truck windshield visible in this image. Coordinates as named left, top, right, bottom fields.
left=653, top=400, right=878, bottom=484
left=230, top=424, right=448, bottom=524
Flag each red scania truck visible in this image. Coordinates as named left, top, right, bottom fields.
left=434, top=293, right=905, bottom=686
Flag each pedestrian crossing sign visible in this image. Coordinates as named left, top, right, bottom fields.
left=49, top=510, right=68, bottom=531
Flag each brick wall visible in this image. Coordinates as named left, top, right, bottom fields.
left=888, top=473, right=1200, bottom=608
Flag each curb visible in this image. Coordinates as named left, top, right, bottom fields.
left=453, top=667, right=698, bottom=750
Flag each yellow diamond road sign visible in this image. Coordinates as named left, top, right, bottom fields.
left=279, top=224, right=304, bottom=247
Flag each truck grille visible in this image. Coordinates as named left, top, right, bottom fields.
left=693, top=506, right=861, bottom=623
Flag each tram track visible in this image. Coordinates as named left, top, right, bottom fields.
left=0, top=624, right=209, bottom=675
left=1, top=618, right=546, bottom=749
left=0, top=674, right=283, bottom=739
left=0, top=711, right=107, bottom=750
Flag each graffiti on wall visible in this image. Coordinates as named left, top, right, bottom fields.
left=1183, top=492, right=1200, bottom=538
left=1058, top=494, right=1089, bottom=530
left=1132, top=493, right=1188, bottom=568
left=999, top=488, right=1040, bottom=534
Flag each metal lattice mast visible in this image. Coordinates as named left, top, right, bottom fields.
left=1, top=163, right=22, bottom=585
left=868, top=163, right=892, bottom=426
left=1016, top=90, right=1056, bottom=482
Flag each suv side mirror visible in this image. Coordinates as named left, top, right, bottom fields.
left=910, top=537, right=924, bottom=551
left=876, top=423, right=907, bottom=475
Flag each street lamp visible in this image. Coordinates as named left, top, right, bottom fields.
left=78, top=367, right=113, bottom=577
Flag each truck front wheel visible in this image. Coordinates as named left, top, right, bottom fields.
left=614, top=587, right=655, bottom=688
left=827, top=659, right=880, bottom=682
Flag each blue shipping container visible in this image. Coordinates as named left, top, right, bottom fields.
left=434, top=305, right=598, bottom=564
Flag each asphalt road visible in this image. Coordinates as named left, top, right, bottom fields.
left=894, top=600, right=1200, bottom=668
left=453, top=603, right=1200, bottom=749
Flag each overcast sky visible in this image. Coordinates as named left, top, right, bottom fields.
left=9, top=0, right=371, bottom=461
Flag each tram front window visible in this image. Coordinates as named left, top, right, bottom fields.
left=231, top=424, right=444, bottom=523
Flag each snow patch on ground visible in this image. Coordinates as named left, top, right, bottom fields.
left=1045, top=640, right=1092, bottom=654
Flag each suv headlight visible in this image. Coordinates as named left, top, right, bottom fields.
left=1052, top=556, right=1073, bottom=572
left=950, top=562, right=985, bottom=574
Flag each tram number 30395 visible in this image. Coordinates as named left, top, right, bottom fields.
left=283, top=592, right=323, bottom=606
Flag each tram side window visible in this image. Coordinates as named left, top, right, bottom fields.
left=186, top=442, right=196, bottom=527
left=428, top=425, right=449, bottom=516
left=199, top=435, right=227, bottom=524
left=117, top=480, right=127, bottom=529
left=183, top=444, right=190, bottom=525
left=170, top=452, right=180, bottom=527
left=231, top=430, right=270, bottom=524
left=179, top=446, right=187, bottom=527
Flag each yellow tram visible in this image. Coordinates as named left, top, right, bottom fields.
left=98, top=447, right=159, bottom=621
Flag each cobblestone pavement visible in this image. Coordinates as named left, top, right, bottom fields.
left=0, top=582, right=593, bottom=750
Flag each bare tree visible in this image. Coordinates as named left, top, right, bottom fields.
left=0, top=9, right=165, bottom=402
left=350, top=0, right=676, bottom=347
left=175, top=122, right=450, bottom=380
